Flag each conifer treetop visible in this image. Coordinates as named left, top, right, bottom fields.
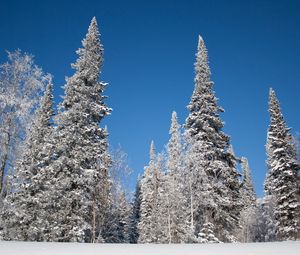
left=169, top=111, right=180, bottom=135
left=37, top=77, right=54, bottom=127
left=186, top=35, right=225, bottom=141
left=150, top=141, right=156, bottom=162
left=72, top=16, right=103, bottom=82
left=268, top=88, right=290, bottom=137
left=195, top=35, right=211, bottom=87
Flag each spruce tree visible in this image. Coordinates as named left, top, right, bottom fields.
left=138, top=142, right=168, bottom=243
left=265, top=88, right=299, bottom=240
left=240, top=157, right=256, bottom=206
left=46, top=17, right=111, bottom=242
left=198, top=222, right=221, bottom=243
left=239, top=157, right=257, bottom=242
left=1, top=78, right=55, bottom=241
left=165, top=111, right=190, bottom=243
left=184, top=36, right=241, bottom=242
left=128, top=179, right=141, bottom=243
left=103, top=190, right=130, bottom=243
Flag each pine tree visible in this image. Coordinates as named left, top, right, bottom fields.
left=165, top=111, right=190, bottom=243
left=265, top=88, right=300, bottom=240
left=184, top=36, right=241, bottom=242
left=138, top=142, right=168, bottom=243
left=45, top=17, right=111, bottom=242
left=1, top=78, right=55, bottom=241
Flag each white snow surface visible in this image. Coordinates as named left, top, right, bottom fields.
left=0, top=241, right=299, bottom=255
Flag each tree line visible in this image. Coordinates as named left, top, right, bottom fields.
left=0, top=17, right=299, bottom=243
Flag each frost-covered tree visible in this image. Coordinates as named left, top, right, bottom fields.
left=265, top=88, right=300, bottom=241
left=1, top=79, right=55, bottom=241
left=256, top=195, right=276, bottom=242
left=239, top=157, right=257, bottom=242
left=240, top=157, right=256, bottom=207
left=138, top=142, right=168, bottom=243
left=198, top=222, right=221, bottom=243
left=184, top=36, right=241, bottom=242
left=103, top=190, right=130, bottom=243
left=0, top=50, right=48, bottom=195
left=165, top=111, right=191, bottom=243
left=102, top=147, right=132, bottom=243
left=44, top=17, right=111, bottom=242
left=128, top=179, right=141, bottom=243
left=91, top=126, right=112, bottom=243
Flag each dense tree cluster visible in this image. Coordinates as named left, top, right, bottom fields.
left=0, top=18, right=298, bottom=243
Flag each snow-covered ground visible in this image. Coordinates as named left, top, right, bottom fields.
left=0, top=241, right=299, bottom=255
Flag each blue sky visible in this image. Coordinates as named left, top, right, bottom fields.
left=1, top=0, right=299, bottom=197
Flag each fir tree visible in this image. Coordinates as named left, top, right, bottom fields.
left=240, top=157, right=256, bottom=207
left=46, top=17, right=111, bottom=242
left=184, top=36, right=241, bottom=242
left=165, top=111, right=191, bottom=243
left=239, top=157, right=257, bottom=242
left=265, top=88, right=300, bottom=240
left=93, top=126, right=112, bottom=243
left=138, top=142, right=168, bottom=243
left=128, top=179, right=141, bottom=243
left=1, top=78, right=55, bottom=241
left=103, top=190, right=130, bottom=243
left=198, top=222, right=221, bottom=243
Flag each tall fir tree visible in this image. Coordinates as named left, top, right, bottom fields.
left=184, top=36, right=241, bottom=242
left=128, top=178, right=141, bottom=243
left=1, top=78, right=55, bottom=241
left=103, top=190, right=130, bottom=243
left=240, top=157, right=256, bottom=206
left=93, top=126, right=112, bottom=243
left=239, top=157, right=257, bottom=242
left=165, top=111, right=191, bottom=243
left=45, top=17, right=111, bottom=242
left=138, top=142, right=168, bottom=243
left=265, top=88, right=299, bottom=240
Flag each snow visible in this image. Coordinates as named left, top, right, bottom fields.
left=0, top=241, right=299, bottom=255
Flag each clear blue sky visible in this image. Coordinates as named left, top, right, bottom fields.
left=1, top=0, right=299, bottom=197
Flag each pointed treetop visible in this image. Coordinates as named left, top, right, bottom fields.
left=37, top=75, right=54, bottom=124
left=241, top=157, right=256, bottom=205
left=70, top=16, right=103, bottom=82
left=195, top=35, right=211, bottom=83
left=197, top=35, right=204, bottom=50
left=150, top=141, right=156, bottom=161
left=169, top=111, right=180, bottom=135
left=45, top=75, right=53, bottom=95
left=268, top=87, right=288, bottom=135
left=269, top=88, right=280, bottom=109
left=88, top=16, right=99, bottom=35
left=241, top=157, right=252, bottom=184
left=91, top=16, right=97, bottom=24
left=172, top=110, right=177, bottom=121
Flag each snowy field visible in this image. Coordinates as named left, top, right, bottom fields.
left=0, top=241, right=299, bottom=255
